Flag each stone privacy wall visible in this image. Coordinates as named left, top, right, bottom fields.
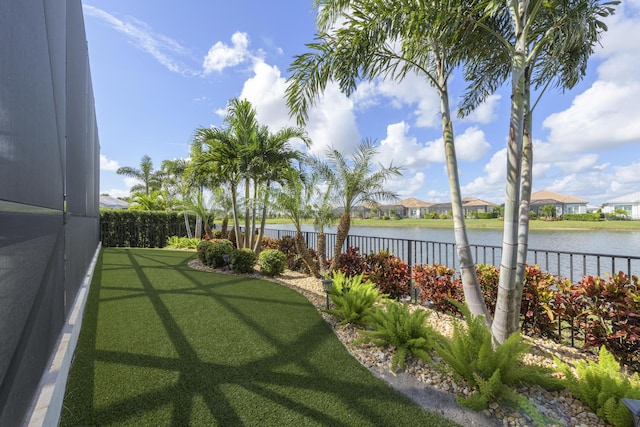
left=0, top=1, right=99, bottom=425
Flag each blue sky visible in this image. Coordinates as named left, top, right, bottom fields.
left=85, top=0, right=640, bottom=206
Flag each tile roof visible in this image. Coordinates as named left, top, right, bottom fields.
left=603, top=191, right=640, bottom=204
left=531, top=190, right=587, bottom=204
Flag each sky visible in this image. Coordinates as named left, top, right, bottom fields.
left=84, top=0, right=640, bottom=207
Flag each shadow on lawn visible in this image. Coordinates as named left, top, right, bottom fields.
left=61, top=248, right=438, bottom=426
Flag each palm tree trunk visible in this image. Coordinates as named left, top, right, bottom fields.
left=195, top=216, right=202, bottom=239
left=329, top=212, right=350, bottom=272
left=183, top=211, right=193, bottom=239
left=437, top=65, right=489, bottom=321
left=317, top=231, right=327, bottom=274
left=295, top=231, right=319, bottom=278
left=512, top=78, right=533, bottom=331
left=492, top=18, right=528, bottom=344
left=220, top=216, right=229, bottom=240
left=231, top=184, right=242, bottom=248
left=253, top=184, right=271, bottom=255
left=244, top=178, right=251, bottom=249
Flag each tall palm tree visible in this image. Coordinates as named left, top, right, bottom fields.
left=161, top=158, right=193, bottom=238
left=287, top=0, right=492, bottom=318
left=273, top=168, right=320, bottom=277
left=313, top=183, right=336, bottom=274
left=190, top=98, right=258, bottom=248
left=117, top=155, right=163, bottom=196
left=288, top=0, right=616, bottom=342
left=311, top=140, right=402, bottom=272
left=249, top=125, right=310, bottom=253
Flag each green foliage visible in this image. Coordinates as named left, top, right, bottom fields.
left=563, top=213, right=601, bottom=221
left=276, top=235, right=318, bottom=273
left=336, top=246, right=368, bottom=277
left=197, top=240, right=211, bottom=263
left=204, top=239, right=234, bottom=268
left=100, top=210, right=192, bottom=248
left=364, top=250, right=411, bottom=299
left=259, top=249, right=287, bottom=276
left=165, top=236, right=200, bottom=249
left=434, top=302, right=557, bottom=413
left=412, top=264, right=463, bottom=315
left=231, top=248, right=257, bottom=273
left=555, top=346, right=640, bottom=427
left=324, top=271, right=384, bottom=326
left=476, top=212, right=497, bottom=219
left=357, top=302, right=436, bottom=371
left=423, top=212, right=439, bottom=219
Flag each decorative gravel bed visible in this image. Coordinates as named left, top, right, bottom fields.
left=188, top=260, right=606, bottom=427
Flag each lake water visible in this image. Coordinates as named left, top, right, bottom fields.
left=264, top=223, right=640, bottom=279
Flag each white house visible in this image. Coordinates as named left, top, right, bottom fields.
left=602, top=192, right=640, bottom=220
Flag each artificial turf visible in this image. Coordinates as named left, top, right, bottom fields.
left=60, top=248, right=457, bottom=426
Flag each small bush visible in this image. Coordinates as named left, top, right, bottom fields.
left=358, top=302, right=436, bottom=371
left=364, top=250, right=411, bottom=299
left=197, top=240, right=211, bottom=263
left=231, top=248, right=256, bottom=273
left=325, top=271, right=385, bottom=326
left=435, top=301, right=559, bottom=417
left=260, top=236, right=279, bottom=251
left=204, top=239, right=234, bottom=268
left=563, top=213, right=601, bottom=221
left=555, top=346, right=640, bottom=427
left=476, top=212, right=496, bottom=219
left=166, top=236, right=200, bottom=249
left=259, top=249, right=287, bottom=276
left=413, top=264, right=463, bottom=315
left=336, top=247, right=367, bottom=277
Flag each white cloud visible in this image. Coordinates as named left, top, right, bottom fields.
left=353, top=73, right=441, bottom=128
left=202, top=32, right=251, bottom=74
left=385, top=172, right=428, bottom=197
left=461, top=94, right=501, bottom=124
left=239, top=61, right=291, bottom=130
left=461, top=148, right=507, bottom=203
left=82, top=5, right=193, bottom=75
left=104, top=188, right=130, bottom=198
left=543, top=81, right=640, bottom=151
left=100, top=154, right=119, bottom=171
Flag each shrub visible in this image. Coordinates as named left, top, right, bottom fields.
left=259, top=249, right=287, bottom=276
left=197, top=240, right=211, bottom=263
left=423, top=212, right=438, bottom=219
left=364, top=250, right=411, bottom=299
left=439, top=214, right=448, bottom=220
left=572, top=273, right=640, bottom=369
left=520, top=265, right=559, bottom=339
left=563, top=213, right=601, bottom=221
left=260, top=236, right=279, bottom=251
left=555, top=346, right=640, bottom=427
left=412, top=264, right=463, bottom=315
left=476, top=264, right=499, bottom=317
left=325, top=271, right=385, bottom=326
left=231, top=248, right=257, bottom=273
left=277, top=235, right=317, bottom=273
left=335, top=247, right=367, bottom=277
left=434, top=301, right=559, bottom=418
left=166, top=236, right=200, bottom=249
left=358, top=302, right=436, bottom=371
left=476, top=212, right=496, bottom=219
left=204, top=239, right=234, bottom=268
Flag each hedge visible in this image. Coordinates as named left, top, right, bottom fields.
left=100, top=210, right=194, bottom=248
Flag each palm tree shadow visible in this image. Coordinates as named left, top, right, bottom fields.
left=62, top=249, right=426, bottom=426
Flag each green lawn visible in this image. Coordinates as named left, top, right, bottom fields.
left=61, top=248, right=457, bottom=426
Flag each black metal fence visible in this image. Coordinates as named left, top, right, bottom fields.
left=259, top=228, right=640, bottom=281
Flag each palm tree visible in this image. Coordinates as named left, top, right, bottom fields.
left=161, top=158, right=193, bottom=238
left=312, top=183, right=336, bottom=274
left=311, top=140, right=402, bottom=272
left=190, top=98, right=257, bottom=248
left=117, top=155, right=163, bottom=196
left=273, top=168, right=321, bottom=277
left=287, top=0, right=492, bottom=318
left=287, top=0, right=616, bottom=342
left=249, top=125, right=310, bottom=254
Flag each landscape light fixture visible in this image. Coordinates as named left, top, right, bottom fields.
left=321, top=278, right=333, bottom=309
left=622, top=399, right=640, bottom=427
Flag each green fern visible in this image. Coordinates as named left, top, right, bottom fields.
left=323, top=271, right=385, bottom=326
left=555, top=346, right=640, bottom=427
left=434, top=301, right=556, bottom=421
left=356, top=302, right=436, bottom=371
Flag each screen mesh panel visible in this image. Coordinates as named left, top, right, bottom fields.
left=0, top=1, right=99, bottom=424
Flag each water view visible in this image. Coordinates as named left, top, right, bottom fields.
left=265, top=224, right=640, bottom=280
